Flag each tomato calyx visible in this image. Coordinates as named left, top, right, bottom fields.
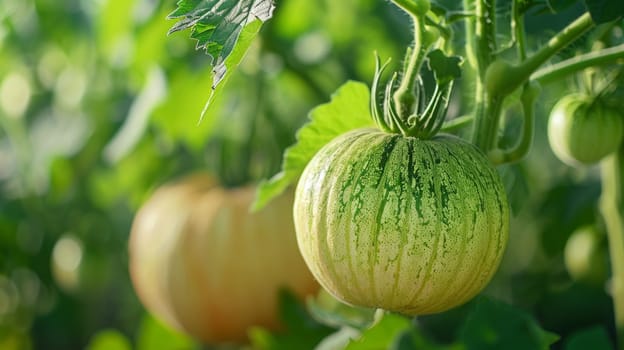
left=370, top=52, right=457, bottom=140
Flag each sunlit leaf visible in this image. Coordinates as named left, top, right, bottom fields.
left=253, top=81, right=374, bottom=210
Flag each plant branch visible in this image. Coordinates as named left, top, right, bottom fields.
left=486, top=12, right=595, bottom=97
left=521, top=13, right=594, bottom=78
left=532, top=43, right=624, bottom=84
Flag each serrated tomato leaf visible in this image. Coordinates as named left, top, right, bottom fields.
left=168, top=0, right=275, bottom=89
left=253, top=81, right=375, bottom=210
left=583, top=0, right=624, bottom=24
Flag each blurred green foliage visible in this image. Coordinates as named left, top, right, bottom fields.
left=0, top=0, right=622, bottom=349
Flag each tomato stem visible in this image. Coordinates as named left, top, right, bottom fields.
left=532, top=43, right=624, bottom=85
left=600, top=148, right=624, bottom=350
left=392, top=11, right=430, bottom=118
left=467, top=0, right=498, bottom=151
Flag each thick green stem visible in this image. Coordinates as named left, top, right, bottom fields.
left=480, top=94, right=504, bottom=151
left=600, top=149, right=624, bottom=350
left=469, top=0, right=498, bottom=151
left=532, top=43, right=624, bottom=84
left=475, top=0, right=497, bottom=74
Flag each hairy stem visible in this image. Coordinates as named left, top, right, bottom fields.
left=600, top=148, right=624, bottom=350
left=520, top=13, right=594, bottom=77
left=532, top=43, right=624, bottom=84
left=392, top=14, right=429, bottom=118
left=488, top=13, right=595, bottom=96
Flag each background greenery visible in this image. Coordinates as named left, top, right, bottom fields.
left=0, top=0, right=620, bottom=349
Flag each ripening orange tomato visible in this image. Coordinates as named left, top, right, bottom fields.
left=129, top=174, right=319, bottom=344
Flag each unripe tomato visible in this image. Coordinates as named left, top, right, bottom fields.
left=564, top=226, right=609, bottom=286
left=547, top=94, right=623, bottom=166
left=294, top=128, right=509, bottom=315
left=129, top=174, right=319, bottom=344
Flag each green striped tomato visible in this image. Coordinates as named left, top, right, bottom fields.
left=294, top=128, right=509, bottom=315
left=548, top=94, right=623, bottom=166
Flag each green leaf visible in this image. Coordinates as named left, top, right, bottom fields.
left=564, top=326, right=614, bottom=350
left=427, top=49, right=462, bottom=85
left=253, top=80, right=375, bottom=210
left=345, top=313, right=411, bottom=350
left=583, top=0, right=624, bottom=24
left=86, top=330, right=132, bottom=350
left=168, top=0, right=275, bottom=89
left=460, top=297, right=559, bottom=350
